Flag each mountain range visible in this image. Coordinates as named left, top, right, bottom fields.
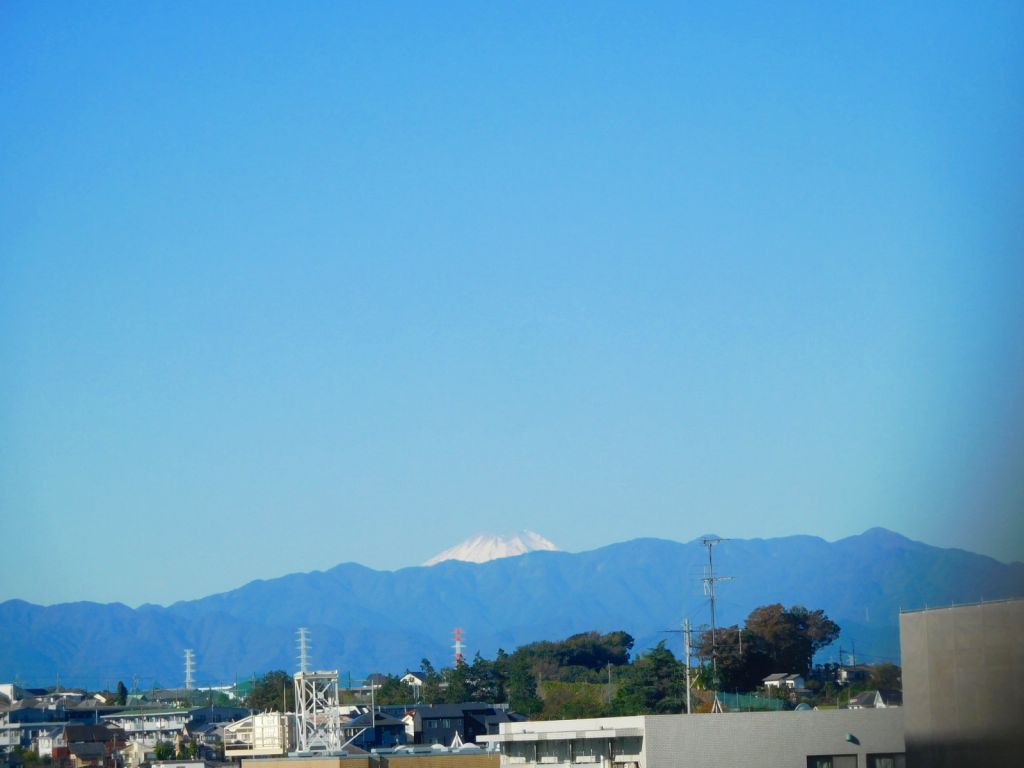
left=2, top=528, right=1021, bottom=689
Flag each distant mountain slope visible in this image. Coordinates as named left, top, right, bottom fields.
left=2, top=529, right=1021, bottom=688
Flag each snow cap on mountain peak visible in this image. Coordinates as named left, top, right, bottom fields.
left=423, top=531, right=560, bottom=566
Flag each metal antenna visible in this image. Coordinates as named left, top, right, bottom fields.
left=298, top=627, right=311, bottom=674
left=702, top=537, right=732, bottom=709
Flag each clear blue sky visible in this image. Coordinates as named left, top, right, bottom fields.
left=2, top=2, right=1022, bottom=607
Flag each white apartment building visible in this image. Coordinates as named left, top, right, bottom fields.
left=223, top=713, right=294, bottom=759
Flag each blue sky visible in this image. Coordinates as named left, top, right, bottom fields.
left=2, top=2, right=1022, bottom=607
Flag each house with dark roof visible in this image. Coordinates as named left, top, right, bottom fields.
left=411, top=704, right=525, bottom=747
left=340, top=711, right=407, bottom=751
left=69, top=741, right=108, bottom=768
left=63, top=724, right=125, bottom=768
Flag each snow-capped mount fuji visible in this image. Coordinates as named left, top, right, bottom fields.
left=423, top=531, right=560, bottom=566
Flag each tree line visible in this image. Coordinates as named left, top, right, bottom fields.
left=247, top=604, right=896, bottom=719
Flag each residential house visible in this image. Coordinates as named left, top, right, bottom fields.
left=69, top=742, right=108, bottom=768
left=64, top=724, right=125, bottom=768
left=412, top=704, right=524, bottom=747
left=35, top=726, right=66, bottom=759
left=180, top=722, right=224, bottom=762
left=839, top=665, right=872, bottom=686
left=761, top=673, right=806, bottom=691
left=340, top=711, right=407, bottom=751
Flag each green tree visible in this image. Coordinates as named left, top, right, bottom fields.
left=869, top=663, right=901, bottom=691
left=698, top=604, right=841, bottom=690
left=153, top=742, right=175, bottom=761
left=419, top=659, right=445, bottom=705
left=610, top=641, right=686, bottom=715
left=467, top=652, right=506, bottom=703
left=442, top=661, right=470, bottom=704
left=698, top=621, right=789, bottom=692
left=175, top=738, right=198, bottom=760
left=505, top=656, right=542, bottom=715
left=539, top=681, right=609, bottom=720
left=246, top=671, right=295, bottom=712
left=375, top=674, right=415, bottom=705
left=115, top=681, right=128, bottom=706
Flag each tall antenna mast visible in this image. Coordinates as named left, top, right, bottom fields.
left=702, top=537, right=732, bottom=709
left=184, top=649, right=195, bottom=691
left=298, top=627, right=311, bottom=674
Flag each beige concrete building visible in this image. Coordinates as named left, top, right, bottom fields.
left=479, top=710, right=904, bottom=768
left=899, top=597, right=1024, bottom=768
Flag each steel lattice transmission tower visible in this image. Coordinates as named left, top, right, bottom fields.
left=184, top=649, right=195, bottom=691
left=293, top=670, right=343, bottom=754
left=297, top=627, right=310, bottom=674
left=292, top=627, right=343, bottom=755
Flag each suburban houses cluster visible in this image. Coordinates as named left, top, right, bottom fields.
left=0, top=681, right=523, bottom=768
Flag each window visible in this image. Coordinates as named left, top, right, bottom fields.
left=807, top=756, right=857, bottom=768
left=868, top=754, right=905, bottom=768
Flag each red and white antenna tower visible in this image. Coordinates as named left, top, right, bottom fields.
left=453, top=628, right=465, bottom=666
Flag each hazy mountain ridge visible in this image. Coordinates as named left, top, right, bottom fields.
left=2, top=529, right=1021, bottom=688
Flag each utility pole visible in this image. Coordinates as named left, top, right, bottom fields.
left=702, top=537, right=732, bottom=709
left=683, top=618, right=692, bottom=715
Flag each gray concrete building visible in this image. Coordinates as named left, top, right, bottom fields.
left=899, top=597, right=1024, bottom=768
left=479, top=709, right=905, bottom=768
